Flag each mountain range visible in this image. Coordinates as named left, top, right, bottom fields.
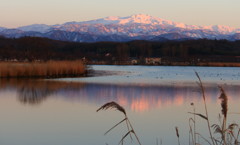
left=1, top=14, right=240, bottom=42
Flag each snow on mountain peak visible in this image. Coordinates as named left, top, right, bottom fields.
left=104, top=16, right=120, bottom=21
left=211, top=25, right=235, bottom=33
left=1, top=14, right=239, bottom=42
left=0, top=27, right=6, bottom=32
left=55, top=14, right=239, bottom=37
left=84, top=14, right=198, bottom=29
left=129, top=14, right=153, bottom=20
left=79, top=14, right=171, bottom=25
left=122, top=14, right=160, bottom=24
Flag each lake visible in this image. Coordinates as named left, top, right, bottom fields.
left=0, top=65, right=240, bottom=145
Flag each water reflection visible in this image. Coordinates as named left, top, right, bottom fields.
left=18, top=87, right=50, bottom=105
left=0, top=79, right=85, bottom=105
left=67, top=83, right=240, bottom=112
left=1, top=79, right=240, bottom=112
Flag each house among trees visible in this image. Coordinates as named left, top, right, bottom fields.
left=130, top=58, right=139, bottom=65
left=145, top=57, right=161, bottom=65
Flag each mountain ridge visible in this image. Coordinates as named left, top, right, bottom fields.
left=0, top=14, right=240, bottom=42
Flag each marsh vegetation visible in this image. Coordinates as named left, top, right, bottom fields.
left=0, top=60, right=86, bottom=78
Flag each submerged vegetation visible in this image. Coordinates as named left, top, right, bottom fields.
left=0, top=60, right=86, bottom=78
left=97, top=73, right=240, bottom=145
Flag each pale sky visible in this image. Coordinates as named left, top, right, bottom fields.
left=1, top=0, right=239, bottom=28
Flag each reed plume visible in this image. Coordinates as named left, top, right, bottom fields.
left=97, top=101, right=142, bottom=145
left=218, top=86, right=228, bottom=145
left=97, top=101, right=126, bottom=115
left=219, top=86, right=228, bottom=119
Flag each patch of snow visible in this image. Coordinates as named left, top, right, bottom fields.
left=0, top=27, right=6, bottom=32
left=17, top=24, right=51, bottom=33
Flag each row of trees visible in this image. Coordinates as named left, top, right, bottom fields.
left=0, top=36, right=240, bottom=62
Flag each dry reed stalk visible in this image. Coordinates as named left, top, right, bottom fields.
left=191, top=102, right=197, bottom=145
left=196, top=133, right=212, bottom=145
left=97, top=101, right=142, bottom=145
left=189, top=118, right=195, bottom=145
left=175, top=127, right=180, bottom=145
left=195, top=72, right=216, bottom=145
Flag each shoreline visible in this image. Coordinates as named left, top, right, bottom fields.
left=57, top=65, right=240, bottom=87
left=88, top=62, right=240, bottom=67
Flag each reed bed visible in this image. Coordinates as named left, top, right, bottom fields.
left=0, top=60, right=86, bottom=78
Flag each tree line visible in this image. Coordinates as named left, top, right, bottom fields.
left=1, top=36, right=240, bottom=62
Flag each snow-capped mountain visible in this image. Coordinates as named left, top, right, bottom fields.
left=0, top=14, right=239, bottom=42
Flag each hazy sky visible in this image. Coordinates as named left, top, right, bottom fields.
left=1, top=0, right=239, bottom=28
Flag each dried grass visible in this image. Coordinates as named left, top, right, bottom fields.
left=0, top=60, right=86, bottom=78
left=195, top=72, right=215, bottom=145
left=193, top=73, right=240, bottom=145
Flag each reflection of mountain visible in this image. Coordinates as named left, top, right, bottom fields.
left=54, top=83, right=240, bottom=112
left=1, top=79, right=240, bottom=111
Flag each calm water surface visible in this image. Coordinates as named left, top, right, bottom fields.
left=0, top=65, right=240, bottom=145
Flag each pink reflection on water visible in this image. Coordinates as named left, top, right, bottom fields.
left=3, top=80, right=240, bottom=113
left=130, top=96, right=150, bottom=112
left=127, top=94, right=186, bottom=112
left=173, top=95, right=184, bottom=106
left=114, top=86, right=227, bottom=112
left=118, top=96, right=128, bottom=106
